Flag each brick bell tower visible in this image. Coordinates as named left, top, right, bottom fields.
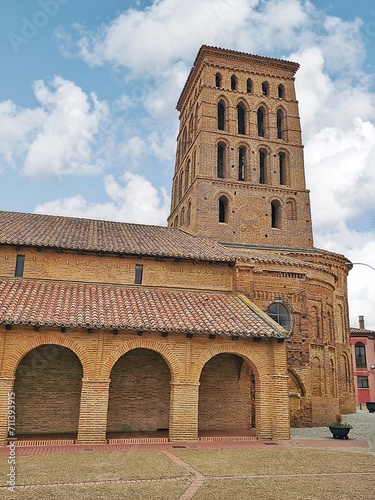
left=168, top=45, right=314, bottom=250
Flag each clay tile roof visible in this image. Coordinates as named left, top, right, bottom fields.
left=0, top=278, right=288, bottom=338
left=0, top=211, right=234, bottom=263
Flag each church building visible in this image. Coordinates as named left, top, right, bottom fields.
left=0, top=46, right=356, bottom=446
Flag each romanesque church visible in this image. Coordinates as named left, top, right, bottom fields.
left=0, top=46, right=355, bottom=446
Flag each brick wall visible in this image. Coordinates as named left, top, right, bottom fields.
left=107, top=348, right=170, bottom=432
left=14, top=345, right=82, bottom=434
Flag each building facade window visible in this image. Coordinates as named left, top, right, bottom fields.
left=219, top=196, right=228, bottom=223
left=278, top=83, right=285, bottom=98
left=134, top=264, right=143, bottom=285
left=271, top=200, right=281, bottom=229
left=277, top=108, right=285, bottom=140
left=15, top=255, right=25, bottom=277
left=257, top=107, right=265, bottom=137
left=217, top=142, right=225, bottom=178
left=247, top=78, right=253, bottom=93
left=238, top=146, right=246, bottom=181
left=267, top=302, right=291, bottom=331
left=259, top=149, right=267, bottom=184
left=357, top=376, right=369, bottom=389
left=215, top=72, right=222, bottom=87
left=355, top=342, right=367, bottom=368
left=237, top=103, right=246, bottom=134
left=231, top=75, right=237, bottom=90
left=218, top=100, right=225, bottom=130
left=279, top=152, right=287, bottom=184
left=262, top=81, right=269, bottom=96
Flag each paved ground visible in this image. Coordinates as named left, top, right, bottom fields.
left=0, top=411, right=374, bottom=499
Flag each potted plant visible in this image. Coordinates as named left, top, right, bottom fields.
left=327, top=413, right=352, bottom=439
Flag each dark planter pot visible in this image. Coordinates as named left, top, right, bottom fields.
left=365, top=402, right=375, bottom=413
left=327, top=426, right=351, bottom=439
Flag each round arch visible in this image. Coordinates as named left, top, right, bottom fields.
left=100, top=338, right=183, bottom=382
left=3, top=334, right=90, bottom=378
left=191, top=344, right=267, bottom=384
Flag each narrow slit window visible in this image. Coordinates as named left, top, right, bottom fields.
left=259, top=150, right=267, bottom=184
left=279, top=152, right=287, bottom=184
left=15, top=255, right=25, bottom=277
left=277, top=109, right=285, bottom=140
left=237, top=104, right=245, bottom=135
left=219, top=196, right=228, bottom=223
left=217, top=142, right=225, bottom=178
left=271, top=200, right=281, bottom=228
left=257, top=107, right=265, bottom=137
left=238, top=147, right=246, bottom=181
left=218, top=101, right=225, bottom=131
left=135, top=264, right=143, bottom=284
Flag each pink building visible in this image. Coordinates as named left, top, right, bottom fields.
left=350, top=316, right=375, bottom=407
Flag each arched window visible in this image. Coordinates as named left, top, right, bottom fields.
left=257, top=107, right=265, bottom=137
left=217, top=142, right=226, bottom=178
left=247, top=78, right=253, bottom=93
left=219, top=196, right=228, bottom=223
left=271, top=200, right=281, bottom=228
left=178, top=173, right=183, bottom=200
left=182, top=127, right=187, bottom=155
left=231, top=75, right=237, bottom=90
left=192, top=148, right=196, bottom=180
left=218, top=100, right=225, bottom=131
left=278, top=83, right=285, bottom=98
left=262, top=81, right=269, bottom=96
left=311, top=306, right=321, bottom=339
left=185, top=160, right=190, bottom=191
left=277, top=108, right=285, bottom=140
left=180, top=207, right=185, bottom=226
left=267, top=302, right=291, bottom=331
left=279, top=152, right=287, bottom=185
left=259, top=149, right=267, bottom=184
left=355, top=342, right=367, bottom=368
left=215, top=73, right=222, bottom=88
left=238, top=146, right=246, bottom=181
left=237, top=103, right=246, bottom=134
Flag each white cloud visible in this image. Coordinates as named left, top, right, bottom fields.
left=0, top=77, right=109, bottom=178
left=34, top=171, right=170, bottom=226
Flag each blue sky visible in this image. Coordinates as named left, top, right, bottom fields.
left=0, top=0, right=374, bottom=328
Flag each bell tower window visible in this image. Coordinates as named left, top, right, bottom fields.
left=231, top=75, right=237, bottom=90
left=217, top=142, right=225, bottom=178
left=259, top=149, right=267, bottom=184
left=277, top=108, right=285, bottom=140
left=219, top=196, right=228, bottom=223
left=262, top=81, right=269, bottom=96
left=218, top=100, right=225, bottom=131
left=215, top=73, right=222, bottom=88
left=237, top=103, right=246, bottom=135
left=257, top=107, right=265, bottom=137
left=238, top=147, right=246, bottom=181
left=271, top=200, right=281, bottom=228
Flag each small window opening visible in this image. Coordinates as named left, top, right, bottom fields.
left=271, top=200, right=281, bottom=228
left=219, top=196, right=228, bottom=223
left=135, top=264, right=143, bottom=284
left=279, top=152, right=287, bottom=184
left=247, top=78, right=253, bottom=93
left=259, top=150, right=267, bottom=184
left=218, top=101, right=225, bottom=131
left=217, top=143, right=225, bottom=178
left=215, top=73, right=222, bottom=88
left=15, top=255, right=25, bottom=277
left=257, top=107, right=265, bottom=137
left=238, top=147, right=246, bottom=181
left=237, top=104, right=245, bottom=135
left=231, top=75, right=237, bottom=90
left=277, top=109, right=284, bottom=140
left=278, top=84, right=285, bottom=98
left=262, top=81, right=269, bottom=96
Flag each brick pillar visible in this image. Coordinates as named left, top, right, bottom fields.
left=77, top=379, right=110, bottom=445
left=271, top=374, right=290, bottom=440
left=0, top=377, right=15, bottom=446
left=169, top=382, right=199, bottom=442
